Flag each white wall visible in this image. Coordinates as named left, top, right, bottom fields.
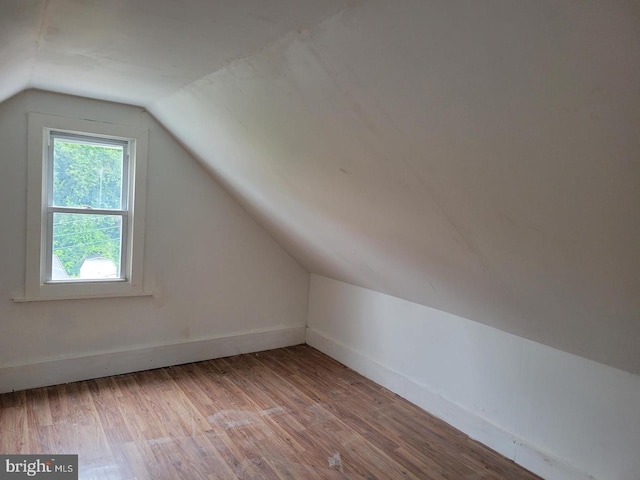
left=151, top=0, right=640, bottom=375
left=0, top=90, right=309, bottom=392
left=307, top=275, right=640, bottom=480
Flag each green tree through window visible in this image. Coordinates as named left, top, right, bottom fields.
left=52, top=140, right=124, bottom=278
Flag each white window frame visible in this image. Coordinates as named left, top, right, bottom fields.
left=22, top=113, right=149, bottom=301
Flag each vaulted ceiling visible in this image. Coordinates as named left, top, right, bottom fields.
left=2, top=0, right=639, bottom=373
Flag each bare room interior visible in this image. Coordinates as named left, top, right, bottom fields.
left=0, top=1, right=638, bottom=479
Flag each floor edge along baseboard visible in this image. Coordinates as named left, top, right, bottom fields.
left=305, top=327, right=596, bottom=480
left=0, top=326, right=305, bottom=394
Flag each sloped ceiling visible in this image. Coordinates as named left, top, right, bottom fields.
left=1, top=0, right=639, bottom=373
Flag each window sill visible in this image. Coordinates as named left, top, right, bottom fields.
left=12, top=291, right=154, bottom=303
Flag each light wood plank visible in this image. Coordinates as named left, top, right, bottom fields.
left=0, top=345, right=541, bottom=480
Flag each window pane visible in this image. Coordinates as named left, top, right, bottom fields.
left=52, top=213, right=123, bottom=280
left=52, top=137, right=124, bottom=209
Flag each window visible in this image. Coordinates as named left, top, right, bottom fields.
left=48, top=132, right=129, bottom=282
left=22, top=113, right=149, bottom=301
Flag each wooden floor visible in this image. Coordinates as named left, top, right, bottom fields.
left=0, top=345, right=541, bottom=479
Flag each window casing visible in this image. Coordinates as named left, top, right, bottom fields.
left=23, top=113, right=148, bottom=301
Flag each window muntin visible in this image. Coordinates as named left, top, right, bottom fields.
left=47, top=132, right=130, bottom=282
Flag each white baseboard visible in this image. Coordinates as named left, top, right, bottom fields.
left=306, top=327, right=596, bottom=480
left=0, top=326, right=305, bottom=394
